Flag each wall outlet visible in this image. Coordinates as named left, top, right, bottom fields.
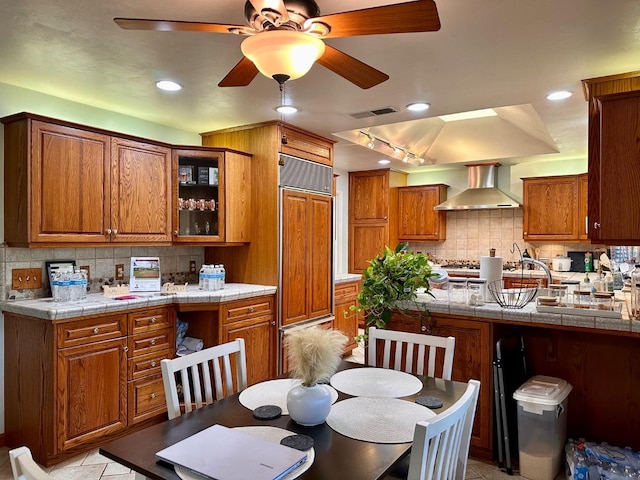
left=115, top=264, right=125, bottom=281
left=12, top=268, right=43, bottom=290
left=190, top=260, right=197, bottom=273
left=79, top=265, right=91, bottom=283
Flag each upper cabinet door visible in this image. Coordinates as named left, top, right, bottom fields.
left=349, top=170, right=389, bottom=223
left=30, top=121, right=111, bottom=244
left=522, top=176, right=579, bottom=241
left=398, top=185, right=448, bottom=241
left=110, top=138, right=172, bottom=243
left=596, top=92, right=640, bottom=243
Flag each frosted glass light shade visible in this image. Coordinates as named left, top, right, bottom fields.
left=241, top=30, right=325, bottom=81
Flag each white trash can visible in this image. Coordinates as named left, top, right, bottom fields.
left=513, top=375, right=573, bottom=480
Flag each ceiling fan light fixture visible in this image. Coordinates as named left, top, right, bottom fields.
left=406, top=102, right=430, bottom=112
left=241, top=30, right=325, bottom=82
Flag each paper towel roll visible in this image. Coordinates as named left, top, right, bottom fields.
left=480, top=256, right=503, bottom=302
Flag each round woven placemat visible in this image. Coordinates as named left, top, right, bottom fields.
left=329, top=367, right=423, bottom=398
left=326, top=397, right=435, bottom=443
left=239, top=378, right=338, bottom=415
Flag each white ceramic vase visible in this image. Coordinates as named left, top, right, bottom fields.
left=286, top=383, right=332, bottom=426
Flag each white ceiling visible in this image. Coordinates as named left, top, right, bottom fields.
left=1, top=0, right=639, bottom=173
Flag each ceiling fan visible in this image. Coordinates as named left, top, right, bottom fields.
left=115, top=0, right=440, bottom=89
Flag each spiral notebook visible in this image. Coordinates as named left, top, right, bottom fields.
left=155, top=424, right=307, bottom=480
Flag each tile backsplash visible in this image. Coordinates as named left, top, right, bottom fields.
left=0, top=245, right=205, bottom=300
left=409, top=209, right=604, bottom=263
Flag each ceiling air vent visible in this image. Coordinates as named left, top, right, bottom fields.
left=349, top=106, right=398, bottom=119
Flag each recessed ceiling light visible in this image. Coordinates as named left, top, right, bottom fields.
left=156, top=80, right=182, bottom=91
left=439, top=108, right=497, bottom=122
left=276, top=105, right=298, bottom=114
left=378, top=159, right=391, bottom=165
left=546, top=90, right=572, bottom=100
left=406, top=102, right=430, bottom=112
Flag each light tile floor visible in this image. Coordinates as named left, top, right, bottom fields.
left=0, top=341, right=565, bottom=480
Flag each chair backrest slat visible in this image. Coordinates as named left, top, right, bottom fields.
left=161, top=339, right=247, bottom=420
left=367, top=327, right=456, bottom=380
left=407, top=379, right=481, bottom=480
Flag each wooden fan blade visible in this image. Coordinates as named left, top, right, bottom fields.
left=114, top=18, right=245, bottom=33
left=316, top=45, right=389, bottom=89
left=314, top=0, right=440, bottom=39
left=218, top=57, right=260, bottom=87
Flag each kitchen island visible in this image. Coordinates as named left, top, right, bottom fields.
left=386, top=291, right=640, bottom=459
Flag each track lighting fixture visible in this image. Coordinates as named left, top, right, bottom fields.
left=359, top=131, right=427, bottom=166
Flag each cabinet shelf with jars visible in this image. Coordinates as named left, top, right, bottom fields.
left=172, top=147, right=252, bottom=244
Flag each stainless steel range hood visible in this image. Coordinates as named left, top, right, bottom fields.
left=434, top=163, right=520, bottom=210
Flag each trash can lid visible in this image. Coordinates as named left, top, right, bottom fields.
left=513, top=375, right=573, bottom=406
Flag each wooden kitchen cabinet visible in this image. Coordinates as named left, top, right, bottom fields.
left=522, top=174, right=587, bottom=242
left=4, top=307, right=174, bottom=466
left=398, top=184, right=448, bottom=241
left=201, top=121, right=335, bottom=374
left=334, top=280, right=361, bottom=355
left=582, top=72, right=640, bottom=244
left=221, top=295, right=277, bottom=386
left=349, top=169, right=407, bottom=273
left=386, top=312, right=493, bottom=458
left=172, top=147, right=251, bottom=244
left=1, top=113, right=172, bottom=246
left=281, top=190, right=332, bottom=326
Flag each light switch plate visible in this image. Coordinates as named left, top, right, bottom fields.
left=115, top=264, right=125, bottom=281
left=12, top=268, right=43, bottom=290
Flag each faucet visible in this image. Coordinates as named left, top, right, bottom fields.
left=520, top=257, right=553, bottom=286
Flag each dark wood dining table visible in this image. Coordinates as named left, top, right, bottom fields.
left=99, top=361, right=467, bottom=480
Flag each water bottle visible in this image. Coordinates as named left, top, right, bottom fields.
left=199, top=265, right=205, bottom=290
left=60, top=271, right=71, bottom=302
left=220, top=264, right=225, bottom=289
left=80, top=269, right=88, bottom=299
left=51, top=272, right=61, bottom=301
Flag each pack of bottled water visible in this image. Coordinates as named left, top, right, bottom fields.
left=566, top=438, right=640, bottom=479
left=52, top=268, right=88, bottom=302
left=198, top=264, right=226, bottom=291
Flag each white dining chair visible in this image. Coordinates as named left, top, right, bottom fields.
left=9, top=446, right=53, bottom=480
left=161, top=338, right=247, bottom=419
left=407, top=379, right=481, bottom=480
left=367, top=327, right=456, bottom=380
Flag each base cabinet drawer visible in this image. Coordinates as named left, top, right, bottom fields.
left=127, top=348, right=173, bottom=380
left=128, top=374, right=166, bottom=424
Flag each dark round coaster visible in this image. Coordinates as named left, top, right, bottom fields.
left=415, top=396, right=444, bottom=409
left=253, top=405, right=282, bottom=420
left=280, top=434, right=314, bottom=451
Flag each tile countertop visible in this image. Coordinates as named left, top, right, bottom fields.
left=398, top=289, right=640, bottom=335
left=0, top=283, right=277, bottom=321
left=335, top=273, right=363, bottom=284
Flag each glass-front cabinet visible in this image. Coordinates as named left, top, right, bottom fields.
left=172, top=147, right=251, bottom=244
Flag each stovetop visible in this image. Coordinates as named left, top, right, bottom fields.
left=437, top=260, right=520, bottom=271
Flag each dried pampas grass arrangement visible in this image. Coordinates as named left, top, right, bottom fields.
left=285, top=327, right=348, bottom=386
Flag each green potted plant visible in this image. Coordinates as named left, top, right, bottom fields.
left=351, top=243, right=436, bottom=341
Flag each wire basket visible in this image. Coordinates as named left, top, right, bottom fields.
left=487, top=280, right=538, bottom=309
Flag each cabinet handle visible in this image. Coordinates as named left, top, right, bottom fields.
left=150, top=339, right=156, bottom=346
left=271, top=321, right=276, bottom=326
left=112, top=229, right=118, bottom=235
left=248, top=307, right=255, bottom=313
left=106, top=229, right=112, bottom=235
left=151, top=360, right=157, bottom=367
left=123, top=346, right=129, bottom=352
left=173, top=230, right=179, bottom=236
left=421, top=325, right=427, bottom=332
left=93, top=327, right=99, bottom=334
left=150, top=317, right=157, bottom=323
left=150, top=393, right=156, bottom=399
left=593, top=222, right=601, bottom=229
